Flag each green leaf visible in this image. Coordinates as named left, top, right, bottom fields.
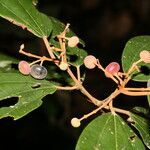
left=0, top=52, right=19, bottom=72
left=148, top=95, right=150, bottom=107
left=49, top=17, right=87, bottom=66
left=131, top=106, right=149, bottom=116
left=131, top=113, right=150, bottom=149
left=0, top=0, right=52, bottom=37
left=67, top=47, right=87, bottom=66
left=76, top=113, right=145, bottom=150
left=122, top=36, right=150, bottom=82
left=0, top=73, right=57, bottom=120
left=0, top=52, right=18, bottom=63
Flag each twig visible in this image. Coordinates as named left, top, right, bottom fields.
left=121, top=88, right=150, bottom=96
left=43, top=36, right=56, bottom=59
left=124, top=87, right=150, bottom=91
left=104, top=106, right=130, bottom=117
left=126, top=59, right=142, bottom=76
left=79, top=89, right=120, bottom=121
left=56, top=85, right=78, bottom=90
left=67, top=67, right=102, bottom=106
left=76, top=66, right=81, bottom=82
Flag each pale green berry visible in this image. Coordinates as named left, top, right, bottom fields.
left=68, top=36, right=79, bottom=47
left=59, top=62, right=68, bottom=71
left=84, top=55, right=97, bottom=69
left=140, top=50, right=150, bottom=63
left=71, top=118, right=81, bottom=128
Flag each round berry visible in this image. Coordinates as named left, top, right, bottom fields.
left=140, top=50, right=150, bottom=63
left=59, top=62, right=68, bottom=71
left=71, top=118, right=81, bottom=128
left=84, top=55, right=97, bottom=69
left=30, top=64, right=47, bottom=79
left=18, top=61, right=31, bottom=75
left=105, top=62, right=120, bottom=76
left=68, top=36, right=79, bottom=47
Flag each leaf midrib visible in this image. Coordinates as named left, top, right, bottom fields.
left=0, top=0, right=43, bottom=35
left=17, top=0, right=44, bottom=35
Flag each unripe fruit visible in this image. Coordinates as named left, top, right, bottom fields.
left=139, top=50, right=150, bottom=63
left=105, top=62, right=120, bottom=76
left=84, top=55, right=97, bottom=69
left=68, top=36, right=79, bottom=47
left=59, top=62, right=68, bottom=71
left=30, top=64, right=47, bottom=79
left=71, top=118, right=81, bottom=128
left=18, top=61, right=31, bottom=75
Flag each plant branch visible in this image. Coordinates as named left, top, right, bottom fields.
left=67, top=67, right=102, bottom=106
left=76, top=66, right=81, bottom=82
left=121, top=88, right=150, bottom=96
left=124, top=87, right=150, bottom=91
left=56, top=85, right=78, bottom=90
left=79, top=89, right=120, bottom=121
left=104, top=106, right=130, bottom=117
left=43, top=36, right=56, bottom=59
left=126, top=59, right=142, bottom=76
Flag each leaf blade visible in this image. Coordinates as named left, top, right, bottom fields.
left=76, top=113, right=145, bottom=150
left=122, top=36, right=150, bottom=82
left=148, top=95, right=150, bottom=107
left=0, top=0, right=52, bottom=37
left=0, top=73, right=57, bottom=120
left=131, top=113, right=150, bottom=149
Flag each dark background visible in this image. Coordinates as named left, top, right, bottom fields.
left=0, top=0, right=150, bottom=149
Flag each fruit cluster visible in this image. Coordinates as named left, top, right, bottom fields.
left=18, top=61, right=47, bottom=79
left=84, top=50, right=150, bottom=73
left=18, top=24, right=80, bottom=80
left=17, top=24, right=150, bottom=128
left=71, top=50, right=150, bottom=128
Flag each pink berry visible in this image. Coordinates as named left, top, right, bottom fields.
left=139, top=50, right=150, bottom=63
left=105, top=62, right=120, bottom=75
left=84, top=55, right=97, bottom=69
left=68, top=36, right=79, bottom=47
left=18, top=61, right=31, bottom=75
